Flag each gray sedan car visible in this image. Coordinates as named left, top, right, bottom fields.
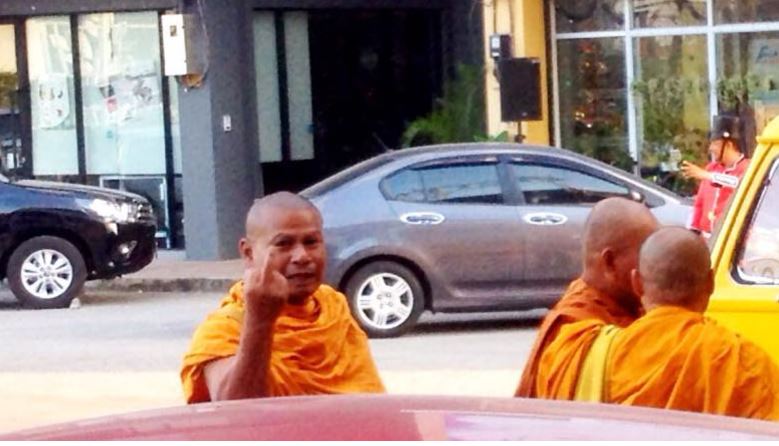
left=302, top=143, right=692, bottom=337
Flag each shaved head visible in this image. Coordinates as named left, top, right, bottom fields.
left=581, top=197, right=660, bottom=307
left=240, top=192, right=325, bottom=303
left=583, top=198, right=659, bottom=259
left=245, top=192, right=321, bottom=239
left=637, top=227, right=713, bottom=311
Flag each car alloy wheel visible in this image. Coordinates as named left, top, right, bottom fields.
left=355, top=272, right=415, bottom=330
left=8, top=236, right=87, bottom=309
left=20, top=249, right=75, bottom=300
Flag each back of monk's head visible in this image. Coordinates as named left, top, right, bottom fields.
left=581, top=197, right=659, bottom=304
left=636, top=226, right=713, bottom=312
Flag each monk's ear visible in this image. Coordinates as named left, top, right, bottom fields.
left=239, top=238, right=254, bottom=266
left=631, top=268, right=644, bottom=299
left=601, top=248, right=616, bottom=270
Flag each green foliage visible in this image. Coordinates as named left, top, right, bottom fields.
left=401, top=64, right=492, bottom=147
left=717, top=74, right=764, bottom=113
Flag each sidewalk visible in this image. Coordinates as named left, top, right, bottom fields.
left=87, top=250, right=242, bottom=293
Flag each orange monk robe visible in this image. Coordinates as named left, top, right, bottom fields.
left=607, top=306, right=779, bottom=420
left=515, top=278, right=640, bottom=397
left=535, top=318, right=605, bottom=400
left=181, top=282, right=385, bottom=403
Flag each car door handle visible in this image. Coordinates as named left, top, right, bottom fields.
left=400, top=212, right=445, bottom=225
left=523, top=212, right=568, bottom=226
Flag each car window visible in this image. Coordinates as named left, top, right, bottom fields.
left=381, top=168, right=426, bottom=202
left=382, top=162, right=504, bottom=204
left=734, top=158, right=779, bottom=285
left=511, top=163, right=630, bottom=205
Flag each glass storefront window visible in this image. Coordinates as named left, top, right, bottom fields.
left=78, top=11, right=170, bottom=243
left=632, top=0, right=706, bottom=28
left=715, top=0, right=779, bottom=24
left=634, top=34, right=709, bottom=192
left=26, top=17, right=79, bottom=176
left=717, top=31, right=779, bottom=137
left=78, top=11, right=166, bottom=176
left=555, top=0, right=625, bottom=34
left=557, top=38, right=632, bottom=171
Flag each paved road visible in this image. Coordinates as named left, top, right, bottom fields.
left=0, top=289, right=542, bottom=432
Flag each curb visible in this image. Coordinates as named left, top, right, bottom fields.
left=86, top=278, right=237, bottom=293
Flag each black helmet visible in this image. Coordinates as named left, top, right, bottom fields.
left=709, top=114, right=742, bottom=144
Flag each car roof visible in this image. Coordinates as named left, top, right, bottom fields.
left=5, top=395, right=779, bottom=440
left=302, top=143, right=684, bottom=202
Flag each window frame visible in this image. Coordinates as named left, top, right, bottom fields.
left=506, top=154, right=634, bottom=207
left=378, top=154, right=513, bottom=206
left=731, top=156, right=779, bottom=286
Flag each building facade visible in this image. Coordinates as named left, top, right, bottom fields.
left=0, top=0, right=483, bottom=259
left=3, top=0, right=777, bottom=260
left=491, top=0, right=779, bottom=192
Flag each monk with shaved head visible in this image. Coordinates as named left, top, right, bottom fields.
left=516, top=197, right=659, bottom=398
left=181, top=192, right=384, bottom=403
left=537, top=227, right=779, bottom=420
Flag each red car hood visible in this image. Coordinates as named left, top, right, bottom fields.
left=3, top=395, right=779, bottom=440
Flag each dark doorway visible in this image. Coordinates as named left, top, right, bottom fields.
left=260, top=9, right=443, bottom=194
left=309, top=9, right=442, bottom=177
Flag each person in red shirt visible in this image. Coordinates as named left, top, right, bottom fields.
left=681, top=115, right=750, bottom=238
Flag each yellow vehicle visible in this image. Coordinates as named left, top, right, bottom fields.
left=708, top=115, right=779, bottom=360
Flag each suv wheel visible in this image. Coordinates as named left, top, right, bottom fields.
left=7, top=236, right=87, bottom=309
left=345, top=261, right=424, bottom=338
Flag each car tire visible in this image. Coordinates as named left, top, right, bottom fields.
left=7, top=236, right=87, bottom=309
left=344, top=261, right=425, bottom=338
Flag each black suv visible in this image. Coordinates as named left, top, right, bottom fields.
left=0, top=175, right=157, bottom=308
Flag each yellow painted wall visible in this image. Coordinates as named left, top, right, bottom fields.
left=482, top=0, right=550, bottom=144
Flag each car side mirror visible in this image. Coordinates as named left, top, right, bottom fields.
left=629, top=190, right=645, bottom=203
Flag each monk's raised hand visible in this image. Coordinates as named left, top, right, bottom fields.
left=243, top=250, right=289, bottom=322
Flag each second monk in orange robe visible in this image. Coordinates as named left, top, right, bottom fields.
left=516, top=197, right=659, bottom=397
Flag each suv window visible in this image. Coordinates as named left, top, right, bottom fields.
left=735, top=159, right=779, bottom=284
left=511, top=163, right=630, bottom=205
left=382, top=162, right=504, bottom=204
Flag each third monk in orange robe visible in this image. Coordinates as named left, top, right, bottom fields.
left=539, top=227, right=779, bottom=420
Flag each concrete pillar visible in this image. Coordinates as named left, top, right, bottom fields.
left=178, top=0, right=261, bottom=260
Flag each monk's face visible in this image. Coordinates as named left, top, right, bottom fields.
left=241, top=207, right=326, bottom=303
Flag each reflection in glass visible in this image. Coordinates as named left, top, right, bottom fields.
left=717, top=32, right=779, bottom=139
left=715, top=0, right=779, bottom=24
left=737, top=162, right=779, bottom=284
left=26, top=16, right=79, bottom=176
left=632, top=0, right=706, bottom=28
left=555, top=0, right=624, bottom=33
left=634, top=34, right=709, bottom=194
left=78, top=11, right=165, bottom=176
left=557, top=38, right=631, bottom=171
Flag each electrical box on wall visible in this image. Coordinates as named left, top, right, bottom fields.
left=161, top=14, right=202, bottom=76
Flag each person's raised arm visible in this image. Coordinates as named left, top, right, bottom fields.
left=204, top=251, right=289, bottom=401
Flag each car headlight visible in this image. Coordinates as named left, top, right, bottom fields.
left=78, top=198, right=132, bottom=223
